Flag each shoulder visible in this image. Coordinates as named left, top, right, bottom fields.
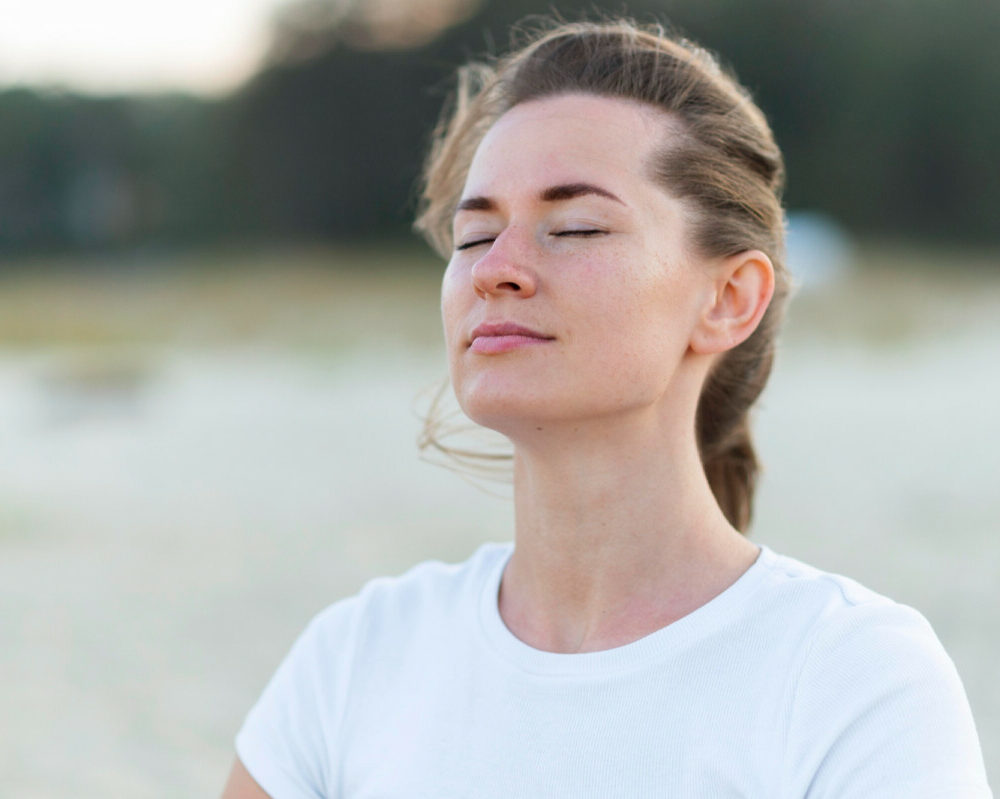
left=234, top=541, right=514, bottom=798
left=758, top=548, right=964, bottom=685
left=307, top=540, right=511, bottom=642
left=251, top=539, right=511, bottom=705
left=757, top=547, right=965, bottom=723
left=756, top=547, right=991, bottom=797
left=361, top=540, right=510, bottom=601
left=757, top=545, right=914, bottom=612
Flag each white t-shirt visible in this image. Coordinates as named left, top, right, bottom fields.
left=236, top=542, right=992, bottom=798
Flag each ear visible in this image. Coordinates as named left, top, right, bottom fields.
left=690, top=250, right=775, bottom=355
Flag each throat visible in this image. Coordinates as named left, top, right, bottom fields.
left=497, top=533, right=760, bottom=655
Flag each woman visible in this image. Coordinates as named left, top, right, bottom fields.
left=223, top=19, right=992, bottom=798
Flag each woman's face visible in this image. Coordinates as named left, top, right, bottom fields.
left=441, top=93, right=717, bottom=438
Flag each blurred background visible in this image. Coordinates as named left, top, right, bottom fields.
left=1, top=0, right=997, bottom=794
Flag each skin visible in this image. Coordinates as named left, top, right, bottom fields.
left=221, top=91, right=776, bottom=797
left=444, top=93, right=775, bottom=654
left=220, top=758, right=269, bottom=799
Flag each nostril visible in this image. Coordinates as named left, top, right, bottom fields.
left=498, top=281, right=521, bottom=291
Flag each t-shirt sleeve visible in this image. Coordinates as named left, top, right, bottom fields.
left=783, top=600, right=993, bottom=798
left=235, top=599, right=360, bottom=799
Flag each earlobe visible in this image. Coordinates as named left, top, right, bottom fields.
left=691, top=250, right=775, bottom=355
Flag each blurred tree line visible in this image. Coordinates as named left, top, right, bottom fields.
left=1, top=0, right=998, bottom=256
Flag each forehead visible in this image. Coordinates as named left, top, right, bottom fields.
left=462, top=93, right=672, bottom=195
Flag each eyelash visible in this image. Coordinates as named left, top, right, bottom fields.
left=455, top=230, right=606, bottom=251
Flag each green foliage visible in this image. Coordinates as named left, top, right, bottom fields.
left=1, top=0, right=998, bottom=255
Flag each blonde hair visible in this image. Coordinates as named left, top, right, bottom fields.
left=414, top=17, right=790, bottom=532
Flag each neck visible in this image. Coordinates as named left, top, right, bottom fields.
left=498, top=411, right=759, bottom=654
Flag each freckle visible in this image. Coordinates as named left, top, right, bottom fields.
left=536, top=426, right=543, bottom=431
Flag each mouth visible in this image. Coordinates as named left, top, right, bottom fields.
left=468, top=322, right=555, bottom=354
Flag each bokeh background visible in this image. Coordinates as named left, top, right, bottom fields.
left=1, top=0, right=997, bottom=795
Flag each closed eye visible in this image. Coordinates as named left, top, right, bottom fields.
left=456, top=229, right=606, bottom=251
left=455, top=237, right=495, bottom=251
left=552, top=229, right=606, bottom=238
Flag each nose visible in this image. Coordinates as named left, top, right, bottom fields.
left=470, top=229, right=537, bottom=300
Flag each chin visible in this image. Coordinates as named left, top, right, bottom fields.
left=459, top=390, right=612, bottom=439
left=458, top=390, right=549, bottom=434
left=458, top=393, right=542, bottom=433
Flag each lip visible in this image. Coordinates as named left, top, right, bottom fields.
left=468, top=322, right=555, bottom=354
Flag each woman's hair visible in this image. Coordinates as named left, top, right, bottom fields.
left=413, top=17, right=790, bottom=533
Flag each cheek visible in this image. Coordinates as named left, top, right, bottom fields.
left=566, top=250, right=666, bottom=328
left=439, top=263, right=465, bottom=346
left=577, top=258, right=702, bottom=365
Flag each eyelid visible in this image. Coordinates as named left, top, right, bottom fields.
left=552, top=228, right=608, bottom=237
left=456, top=228, right=609, bottom=250
left=455, top=236, right=496, bottom=251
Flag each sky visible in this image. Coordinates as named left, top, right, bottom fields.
left=0, top=0, right=290, bottom=96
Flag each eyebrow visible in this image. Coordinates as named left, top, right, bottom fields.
left=455, top=182, right=625, bottom=214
